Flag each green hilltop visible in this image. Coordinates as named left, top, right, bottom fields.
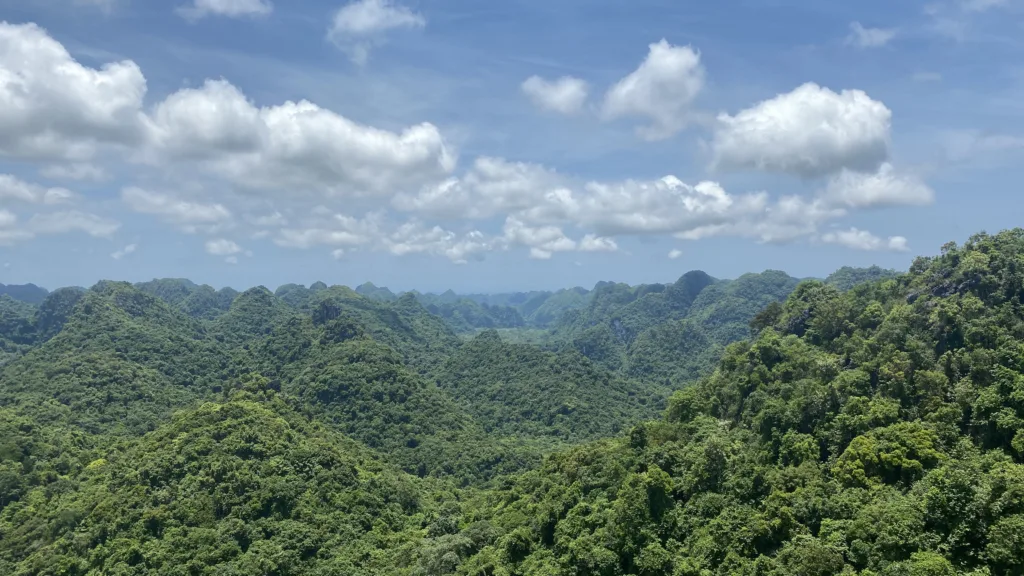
left=3, top=233, right=1021, bottom=574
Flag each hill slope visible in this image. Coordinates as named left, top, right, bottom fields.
left=431, top=230, right=1024, bottom=575
left=0, top=389, right=456, bottom=576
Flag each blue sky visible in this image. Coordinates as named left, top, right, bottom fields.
left=0, top=0, right=1021, bottom=293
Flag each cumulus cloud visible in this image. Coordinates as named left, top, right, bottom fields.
left=121, top=187, right=233, bottom=231
left=147, top=79, right=455, bottom=197
left=395, top=160, right=773, bottom=242
left=602, top=40, right=705, bottom=140
left=668, top=249, right=683, bottom=260
left=28, top=210, right=120, bottom=238
left=327, top=0, right=425, bottom=65
left=111, top=243, right=137, bottom=260
left=711, top=82, right=891, bottom=178
left=0, top=207, right=118, bottom=244
left=274, top=212, right=381, bottom=249
left=0, top=175, right=76, bottom=204
left=0, top=22, right=147, bottom=162
left=568, top=177, right=765, bottom=236
left=846, top=22, right=897, bottom=47
left=40, top=163, right=106, bottom=181
left=502, top=217, right=577, bottom=259
left=385, top=221, right=493, bottom=263
left=821, top=228, right=909, bottom=252
left=0, top=210, right=32, bottom=246
left=578, top=234, right=618, bottom=253
left=177, top=0, right=273, bottom=20
left=521, top=76, right=590, bottom=115
left=0, top=23, right=933, bottom=262
left=393, top=157, right=565, bottom=220
left=824, top=163, right=934, bottom=208
left=673, top=195, right=846, bottom=245
left=205, top=238, right=243, bottom=256
left=246, top=211, right=288, bottom=227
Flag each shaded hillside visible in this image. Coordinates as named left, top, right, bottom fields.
left=135, top=278, right=238, bottom=320
left=557, top=270, right=801, bottom=385
left=0, top=283, right=48, bottom=305
left=435, top=331, right=668, bottom=442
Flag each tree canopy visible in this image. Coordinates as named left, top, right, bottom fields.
left=8, top=234, right=1022, bottom=575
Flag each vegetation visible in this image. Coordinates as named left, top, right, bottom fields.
left=825, top=265, right=900, bottom=292
left=6, top=232, right=1022, bottom=574
left=429, top=230, right=1024, bottom=575
left=0, top=283, right=49, bottom=305
left=435, top=331, right=667, bottom=443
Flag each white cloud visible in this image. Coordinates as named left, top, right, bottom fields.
left=521, top=76, right=590, bottom=115
left=674, top=195, right=846, bottom=245
left=711, top=82, right=891, bottom=178
left=0, top=207, right=117, bottom=244
left=602, top=40, right=705, bottom=140
left=668, top=249, right=683, bottom=259
left=28, top=210, right=120, bottom=237
left=0, top=22, right=147, bottom=162
left=40, top=163, right=106, bottom=181
left=205, top=238, right=243, bottom=256
left=396, top=159, right=774, bottom=241
left=225, top=255, right=239, bottom=264
left=246, top=211, right=288, bottom=227
left=274, top=212, right=380, bottom=249
left=329, top=0, right=425, bottom=34
left=567, top=177, right=766, bottom=237
left=121, top=187, right=232, bottom=230
left=385, top=221, right=493, bottom=263
left=331, top=248, right=346, bottom=260
left=327, top=0, right=425, bottom=65
left=111, top=243, right=137, bottom=260
left=393, top=157, right=565, bottom=220
left=147, top=79, right=455, bottom=196
left=578, top=234, right=618, bottom=253
left=177, top=0, right=273, bottom=20
left=824, top=163, right=934, bottom=208
left=502, top=217, right=576, bottom=259
left=846, top=22, right=897, bottom=47
left=148, top=80, right=264, bottom=161
left=821, top=227, right=909, bottom=251
left=276, top=227, right=372, bottom=249
left=0, top=175, right=76, bottom=204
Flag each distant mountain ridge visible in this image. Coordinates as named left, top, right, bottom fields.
left=0, top=283, right=49, bottom=305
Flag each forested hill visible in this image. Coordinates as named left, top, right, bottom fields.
left=0, top=283, right=49, bottom=305
left=7, top=247, right=986, bottom=575
left=436, top=230, right=1024, bottom=574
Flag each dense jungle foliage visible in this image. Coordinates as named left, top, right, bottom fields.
left=5, top=231, right=1023, bottom=574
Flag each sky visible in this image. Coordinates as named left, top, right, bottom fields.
left=0, top=0, right=1022, bottom=293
